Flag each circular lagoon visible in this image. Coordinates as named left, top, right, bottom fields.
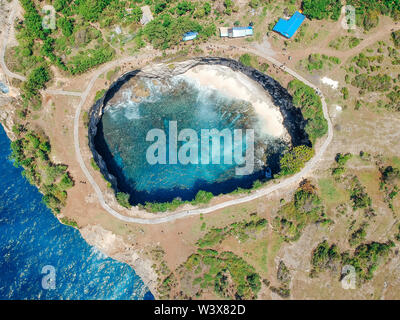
left=91, top=59, right=309, bottom=205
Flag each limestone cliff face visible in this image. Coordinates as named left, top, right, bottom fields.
left=80, top=224, right=159, bottom=298
left=0, top=95, right=16, bottom=140
left=88, top=57, right=310, bottom=194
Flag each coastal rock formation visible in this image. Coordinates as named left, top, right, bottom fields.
left=80, top=224, right=158, bottom=297
left=0, top=95, right=16, bottom=141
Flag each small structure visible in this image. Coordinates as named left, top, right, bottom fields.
left=140, top=5, right=154, bottom=25
left=219, top=27, right=229, bottom=38
left=273, top=11, right=305, bottom=38
left=220, top=26, right=253, bottom=38
left=0, top=82, right=9, bottom=94
left=182, top=31, right=198, bottom=41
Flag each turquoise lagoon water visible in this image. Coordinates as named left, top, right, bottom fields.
left=0, top=125, right=153, bottom=300
left=97, top=75, right=286, bottom=204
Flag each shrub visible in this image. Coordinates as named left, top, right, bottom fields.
left=116, top=192, right=131, bottom=208
left=279, top=145, right=314, bottom=176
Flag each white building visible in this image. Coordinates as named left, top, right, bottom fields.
left=220, top=26, right=253, bottom=38
left=219, top=27, right=229, bottom=37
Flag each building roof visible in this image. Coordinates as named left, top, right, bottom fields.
left=219, top=27, right=229, bottom=37
left=228, top=26, right=253, bottom=38
left=182, top=31, right=198, bottom=41
left=273, top=11, right=305, bottom=38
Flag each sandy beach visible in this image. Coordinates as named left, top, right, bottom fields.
left=183, top=64, right=287, bottom=138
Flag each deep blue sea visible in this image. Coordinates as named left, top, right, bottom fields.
left=0, top=125, right=154, bottom=300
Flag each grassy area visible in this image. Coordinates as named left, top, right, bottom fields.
left=329, top=36, right=362, bottom=50
left=196, top=216, right=267, bottom=248
left=273, top=180, right=331, bottom=242
left=318, top=178, right=346, bottom=205
left=299, top=53, right=341, bottom=72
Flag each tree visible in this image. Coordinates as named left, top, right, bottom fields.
left=302, top=0, right=341, bottom=20
left=279, top=145, right=314, bottom=176
left=23, top=66, right=50, bottom=99
left=116, top=192, right=131, bottom=208
left=77, top=0, right=111, bottom=22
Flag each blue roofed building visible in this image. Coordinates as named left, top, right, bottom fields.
left=273, top=11, right=306, bottom=38
left=182, top=31, right=198, bottom=41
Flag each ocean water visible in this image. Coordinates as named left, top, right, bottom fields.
left=0, top=125, right=154, bottom=300
left=97, top=76, right=286, bottom=204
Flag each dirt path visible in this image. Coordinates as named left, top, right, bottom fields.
left=288, top=19, right=400, bottom=61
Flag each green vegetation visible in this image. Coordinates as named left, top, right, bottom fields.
left=392, top=30, right=400, bottom=48
left=143, top=7, right=216, bottom=50
left=302, top=0, right=342, bottom=21
left=270, top=260, right=291, bottom=298
left=90, top=158, right=100, bottom=171
left=346, top=45, right=399, bottom=111
left=279, top=145, right=314, bottom=176
left=318, top=178, right=343, bottom=204
left=349, top=223, right=368, bottom=247
left=94, top=89, right=107, bottom=102
left=310, top=240, right=340, bottom=276
left=288, top=80, right=328, bottom=143
left=352, top=74, right=392, bottom=92
left=303, top=0, right=399, bottom=30
left=341, top=87, right=349, bottom=100
left=395, top=225, right=400, bottom=241
left=311, top=240, right=394, bottom=283
left=349, top=176, right=372, bottom=211
left=347, top=0, right=400, bottom=30
left=116, top=191, right=131, bottom=208
left=143, top=190, right=214, bottom=213
left=342, top=241, right=395, bottom=282
left=181, top=249, right=261, bottom=299
left=331, top=153, right=352, bottom=179
left=67, top=45, right=115, bottom=75
left=273, top=180, right=331, bottom=241
left=303, top=53, right=341, bottom=72
left=329, top=36, right=362, bottom=50
left=380, top=166, right=400, bottom=210
left=336, top=153, right=353, bottom=166
left=238, top=54, right=269, bottom=73
left=197, top=216, right=268, bottom=247
left=10, top=129, right=74, bottom=214
left=239, top=53, right=252, bottom=66
left=60, top=217, right=79, bottom=228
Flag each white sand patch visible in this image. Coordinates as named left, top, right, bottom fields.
left=183, top=65, right=286, bottom=138
left=321, top=77, right=339, bottom=90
